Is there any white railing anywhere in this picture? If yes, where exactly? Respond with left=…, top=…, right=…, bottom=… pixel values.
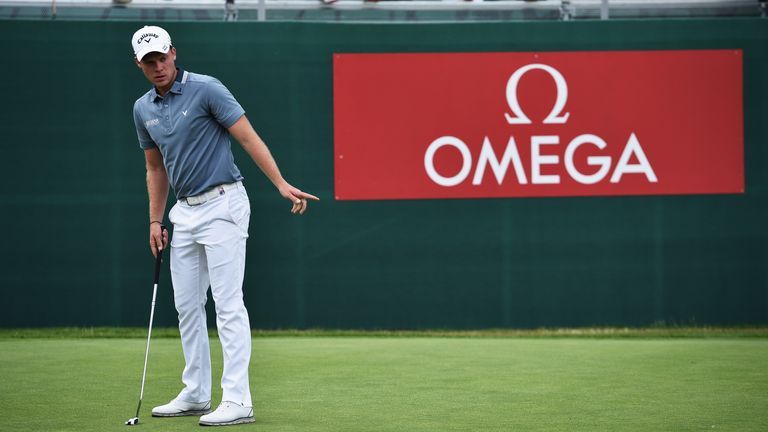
left=0, top=0, right=763, bottom=21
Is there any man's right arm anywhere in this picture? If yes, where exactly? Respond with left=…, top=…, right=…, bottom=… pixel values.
left=145, top=147, right=169, bottom=257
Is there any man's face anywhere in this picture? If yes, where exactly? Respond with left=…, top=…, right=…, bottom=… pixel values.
left=136, top=48, right=177, bottom=91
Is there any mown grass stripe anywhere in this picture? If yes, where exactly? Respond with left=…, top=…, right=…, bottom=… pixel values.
left=1, top=326, right=767, bottom=339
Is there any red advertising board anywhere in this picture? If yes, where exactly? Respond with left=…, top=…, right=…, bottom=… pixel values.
left=333, top=50, right=743, bottom=200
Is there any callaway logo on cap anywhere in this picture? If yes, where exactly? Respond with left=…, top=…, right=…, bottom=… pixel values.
left=132, top=25, right=172, bottom=61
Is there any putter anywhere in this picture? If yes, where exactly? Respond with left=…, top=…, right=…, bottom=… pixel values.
left=126, top=226, right=167, bottom=426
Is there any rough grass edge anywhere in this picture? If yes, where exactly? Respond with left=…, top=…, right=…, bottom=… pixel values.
left=1, top=326, right=767, bottom=339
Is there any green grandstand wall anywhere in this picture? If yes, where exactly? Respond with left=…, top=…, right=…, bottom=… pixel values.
left=0, top=18, right=766, bottom=328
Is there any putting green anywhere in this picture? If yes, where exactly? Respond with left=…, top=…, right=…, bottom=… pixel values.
left=1, top=337, right=766, bottom=431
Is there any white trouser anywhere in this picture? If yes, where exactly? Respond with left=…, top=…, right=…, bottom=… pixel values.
left=167, top=182, right=253, bottom=407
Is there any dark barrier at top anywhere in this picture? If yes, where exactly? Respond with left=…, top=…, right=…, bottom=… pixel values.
left=0, top=19, right=766, bottom=328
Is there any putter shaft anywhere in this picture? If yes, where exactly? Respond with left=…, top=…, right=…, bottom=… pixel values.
left=128, top=229, right=166, bottom=425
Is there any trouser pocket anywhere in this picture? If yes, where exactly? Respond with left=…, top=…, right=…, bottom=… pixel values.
left=227, top=189, right=251, bottom=233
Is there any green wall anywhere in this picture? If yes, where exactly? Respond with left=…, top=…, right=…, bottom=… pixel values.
left=1, top=19, right=766, bottom=328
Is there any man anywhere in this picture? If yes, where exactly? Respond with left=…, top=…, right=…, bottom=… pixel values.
left=131, top=25, right=318, bottom=426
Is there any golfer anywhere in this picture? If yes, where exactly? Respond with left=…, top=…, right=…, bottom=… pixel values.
left=131, top=25, right=318, bottom=426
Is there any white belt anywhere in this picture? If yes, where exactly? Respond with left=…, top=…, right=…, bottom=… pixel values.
left=182, top=181, right=241, bottom=206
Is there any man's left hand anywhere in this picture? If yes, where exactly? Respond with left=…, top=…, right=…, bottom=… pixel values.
left=278, top=183, right=319, bottom=215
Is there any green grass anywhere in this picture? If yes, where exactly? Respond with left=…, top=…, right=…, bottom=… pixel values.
left=2, top=326, right=768, bottom=339
left=1, top=336, right=767, bottom=431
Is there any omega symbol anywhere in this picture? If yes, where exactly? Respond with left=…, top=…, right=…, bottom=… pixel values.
left=504, top=63, right=570, bottom=125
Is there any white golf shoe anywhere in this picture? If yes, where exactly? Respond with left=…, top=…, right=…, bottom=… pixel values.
left=151, top=397, right=212, bottom=417
left=199, top=401, right=255, bottom=426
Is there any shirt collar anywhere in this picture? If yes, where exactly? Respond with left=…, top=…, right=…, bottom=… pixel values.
left=151, top=68, right=187, bottom=101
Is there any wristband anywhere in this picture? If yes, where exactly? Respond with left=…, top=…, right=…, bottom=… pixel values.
left=150, top=220, right=163, bottom=225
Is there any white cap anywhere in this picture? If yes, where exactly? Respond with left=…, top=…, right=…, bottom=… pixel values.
left=132, top=26, right=172, bottom=61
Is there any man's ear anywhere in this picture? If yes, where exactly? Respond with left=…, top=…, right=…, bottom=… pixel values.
left=135, top=58, right=141, bottom=68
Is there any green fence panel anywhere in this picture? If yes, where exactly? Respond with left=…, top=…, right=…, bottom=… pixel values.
left=0, top=18, right=766, bottom=328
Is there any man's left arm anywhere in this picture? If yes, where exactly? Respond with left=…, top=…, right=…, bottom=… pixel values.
left=228, top=115, right=319, bottom=215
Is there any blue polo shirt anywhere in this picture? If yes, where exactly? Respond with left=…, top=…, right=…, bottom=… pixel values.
left=133, top=69, right=245, bottom=198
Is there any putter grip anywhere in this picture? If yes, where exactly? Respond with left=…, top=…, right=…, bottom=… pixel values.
left=153, top=226, right=166, bottom=284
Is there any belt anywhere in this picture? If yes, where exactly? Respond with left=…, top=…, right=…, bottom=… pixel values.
left=182, top=181, right=241, bottom=206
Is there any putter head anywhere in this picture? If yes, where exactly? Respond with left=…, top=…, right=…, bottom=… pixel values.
left=125, top=417, right=139, bottom=426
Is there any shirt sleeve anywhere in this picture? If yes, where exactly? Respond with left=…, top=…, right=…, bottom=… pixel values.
left=133, top=100, right=157, bottom=150
left=206, top=78, right=246, bottom=128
